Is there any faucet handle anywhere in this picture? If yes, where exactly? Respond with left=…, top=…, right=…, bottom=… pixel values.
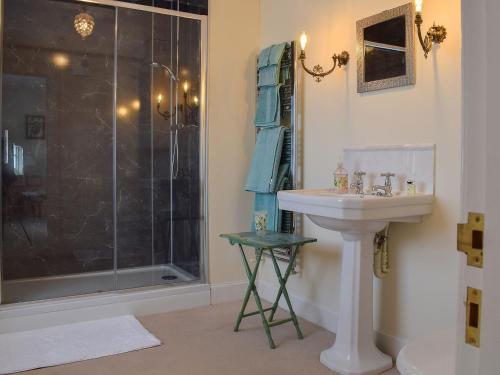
left=350, top=170, right=365, bottom=195
left=354, top=170, right=366, bottom=177
left=380, top=172, right=395, bottom=185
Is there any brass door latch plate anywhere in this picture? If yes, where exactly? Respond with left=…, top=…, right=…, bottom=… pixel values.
left=465, top=287, right=482, bottom=347
left=457, top=212, right=484, bottom=268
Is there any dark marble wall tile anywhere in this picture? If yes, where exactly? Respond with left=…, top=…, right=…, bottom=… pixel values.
left=2, top=0, right=115, bottom=280
left=170, top=17, right=201, bottom=277
left=1, top=0, right=202, bottom=286
left=152, top=12, right=176, bottom=267
left=116, top=8, right=154, bottom=270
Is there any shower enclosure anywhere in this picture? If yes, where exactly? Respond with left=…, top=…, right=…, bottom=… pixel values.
left=0, top=0, right=207, bottom=304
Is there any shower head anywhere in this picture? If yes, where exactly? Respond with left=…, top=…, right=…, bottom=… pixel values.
left=151, top=62, right=178, bottom=81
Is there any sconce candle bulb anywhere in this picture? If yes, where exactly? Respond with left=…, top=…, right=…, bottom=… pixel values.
left=157, top=94, right=162, bottom=104
left=183, top=81, right=189, bottom=94
left=415, top=0, right=423, bottom=13
left=300, top=32, right=308, bottom=51
left=298, top=31, right=349, bottom=83
left=414, top=0, right=447, bottom=58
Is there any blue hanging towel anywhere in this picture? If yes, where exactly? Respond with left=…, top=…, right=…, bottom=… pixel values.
left=258, top=65, right=280, bottom=87
left=254, top=84, right=282, bottom=127
left=257, top=46, right=272, bottom=69
left=257, top=43, right=287, bottom=87
left=268, top=43, right=287, bottom=65
left=245, top=126, right=286, bottom=193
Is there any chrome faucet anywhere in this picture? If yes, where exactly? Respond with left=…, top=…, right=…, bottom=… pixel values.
left=372, top=172, right=395, bottom=197
left=350, top=171, right=366, bottom=195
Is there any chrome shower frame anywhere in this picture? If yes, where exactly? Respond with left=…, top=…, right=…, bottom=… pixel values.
left=0, top=0, right=209, bottom=304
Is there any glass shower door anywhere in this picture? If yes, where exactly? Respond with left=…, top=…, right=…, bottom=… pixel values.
left=0, top=0, right=204, bottom=304
left=168, top=16, right=202, bottom=280
left=1, top=0, right=116, bottom=303
left=115, top=8, right=202, bottom=289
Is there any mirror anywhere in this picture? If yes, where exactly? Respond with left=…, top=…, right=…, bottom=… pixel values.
left=357, top=3, right=415, bottom=93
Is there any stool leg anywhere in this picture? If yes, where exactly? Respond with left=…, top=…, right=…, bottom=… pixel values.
left=234, top=247, right=276, bottom=349
left=268, top=246, right=299, bottom=322
left=250, top=252, right=276, bottom=349
left=234, top=245, right=259, bottom=332
left=269, top=248, right=303, bottom=340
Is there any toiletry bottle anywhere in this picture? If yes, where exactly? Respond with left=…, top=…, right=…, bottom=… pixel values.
left=334, top=160, right=349, bottom=193
left=406, top=152, right=417, bottom=195
left=406, top=174, right=416, bottom=195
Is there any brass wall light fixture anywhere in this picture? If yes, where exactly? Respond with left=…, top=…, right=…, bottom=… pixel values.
left=157, top=94, right=176, bottom=120
left=298, top=32, right=349, bottom=82
left=414, top=0, right=447, bottom=58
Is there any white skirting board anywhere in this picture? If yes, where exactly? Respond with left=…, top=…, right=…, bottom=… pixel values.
left=0, top=281, right=244, bottom=336
left=0, top=315, right=160, bottom=374
left=210, top=281, right=247, bottom=304
left=258, top=280, right=338, bottom=333
left=0, top=284, right=210, bottom=334
left=258, top=280, right=407, bottom=359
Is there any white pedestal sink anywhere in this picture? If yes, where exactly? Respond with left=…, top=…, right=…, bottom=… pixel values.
left=278, top=189, right=433, bottom=375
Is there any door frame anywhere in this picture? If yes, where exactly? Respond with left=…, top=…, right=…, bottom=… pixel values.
left=458, top=0, right=500, bottom=374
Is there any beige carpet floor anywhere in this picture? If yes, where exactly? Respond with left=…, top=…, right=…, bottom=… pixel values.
left=22, top=301, right=400, bottom=375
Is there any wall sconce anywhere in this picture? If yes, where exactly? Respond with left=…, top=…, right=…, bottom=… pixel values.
left=157, top=85, right=198, bottom=125
left=298, top=32, right=349, bottom=83
left=157, top=94, right=176, bottom=120
left=414, top=0, right=447, bottom=58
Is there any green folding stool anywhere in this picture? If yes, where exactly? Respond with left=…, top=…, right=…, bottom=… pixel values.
left=220, top=231, right=317, bottom=349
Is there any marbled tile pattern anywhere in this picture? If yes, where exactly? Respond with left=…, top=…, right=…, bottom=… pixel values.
left=1, top=0, right=203, bottom=294
left=116, top=7, right=155, bottom=270
left=2, top=0, right=116, bottom=280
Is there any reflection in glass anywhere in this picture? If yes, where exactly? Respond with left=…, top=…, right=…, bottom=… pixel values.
left=364, top=16, right=406, bottom=82
left=1, top=0, right=203, bottom=303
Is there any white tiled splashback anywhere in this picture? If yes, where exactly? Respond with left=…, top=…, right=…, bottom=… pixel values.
left=343, top=144, right=435, bottom=194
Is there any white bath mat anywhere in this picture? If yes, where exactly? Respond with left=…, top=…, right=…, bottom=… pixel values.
left=0, top=315, right=161, bottom=374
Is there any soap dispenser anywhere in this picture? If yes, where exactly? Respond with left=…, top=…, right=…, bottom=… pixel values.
left=334, top=159, right=348, bottom=193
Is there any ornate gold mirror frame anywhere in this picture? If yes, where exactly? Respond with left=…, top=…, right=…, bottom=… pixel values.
left=357, top=2, right=416, bottom=93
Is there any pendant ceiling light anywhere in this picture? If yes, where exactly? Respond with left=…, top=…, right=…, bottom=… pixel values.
left=74, top=9, right=95, bottom=39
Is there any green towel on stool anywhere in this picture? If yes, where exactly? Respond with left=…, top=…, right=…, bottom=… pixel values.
left=252, top=163, right=290, bottom=231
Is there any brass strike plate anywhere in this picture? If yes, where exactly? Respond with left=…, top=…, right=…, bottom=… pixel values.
left=465, top=287, right=482, bottom=347
left=457, top=212, right=484, bottom=268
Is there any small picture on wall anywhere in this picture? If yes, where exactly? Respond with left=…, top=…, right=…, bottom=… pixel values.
left=26, top=115, right=45, bottom=139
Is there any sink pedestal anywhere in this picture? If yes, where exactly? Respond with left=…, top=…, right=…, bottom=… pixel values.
left=277, top=189, right=434, bottom=375
left=320, top=230, right=392, bottom=375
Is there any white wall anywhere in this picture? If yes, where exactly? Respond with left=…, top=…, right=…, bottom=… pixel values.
left=207, top=0, right=260, bottom=284
left=259, top=0, right=462, bottom=346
